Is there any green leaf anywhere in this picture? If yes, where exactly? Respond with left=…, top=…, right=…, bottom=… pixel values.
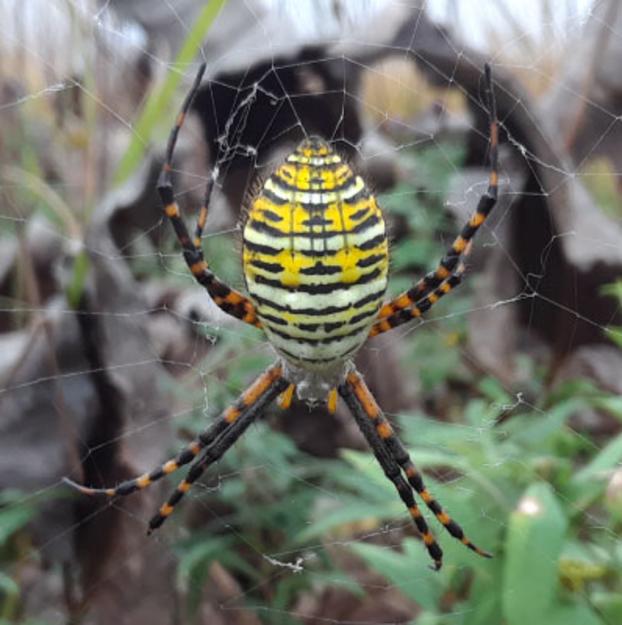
left=65, top=248, right=91, bottom=309
left=0, top=572, right=19, bottom=597
left=392, top=239, right=440, bottom=271
left=477, top=376, right=513, bottom=405
left=544, top=601, right=603, bottom=625
left=340, top=449, right=398, bottom=489
left=176, top=536, right=234, bottom=585
left=502, top=482, right=568, bottom=625
left=573, top=431, right=622, bottom=484
left=296, top=497, right=401, bottom=542
left=350, top=539, right=443, bottom=610
left=504, top=399, right=584, bottom=448
left=591, top=591, right=622, bottom=623
left=0, top=502, right=34, bottom=546
left=605, top=326, right=622, bottom=348
left=594, top=395, right=622, bottom=420
left=463, top=555, right=504, bottom=625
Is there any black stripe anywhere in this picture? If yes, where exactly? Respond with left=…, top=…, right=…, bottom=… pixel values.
left=267, top=322, right=368, bottom=345
left=246, top=219, right=289, bottom=238
left=356, top=253, right=386, bottom=268
left=352, top=288, right=387, bottom=309
left=262, top=188, right=289, bottom=205
left=287, top=247, right=341, bottom=257
left=244, top=239, right=342, bottom=257
left=324, top=321, right=346, bottom=333
left=297, top=322, right=320, bottom=332
left=350, top=207, right=370, bottom=221
left=358, top=233, right=386, bottom=250
left=244, top=238, right=384, bottom=257
left=253, top=267, right=382, bottom=295
left=254, top=287, right=386, bottom=316
left=249, top=259, right=284, bottom=273
left=261, top=209, right=283, bottom=222
left=283, top=158, right=347, bottom=172
left=273, top=168, right=295, bottom=183
left=268, top=175, right=362, bottom=195
left=296, top=185, right=372, bottom=210
left=349, top=307, right=379, bottom=325
left=299, top=262, right=341, bottom=276
left=254, top=294, right=351, bottom=315
left=246, top=217, right=382, bottom=240
left=342, top=187, right=372, bottom=205
left=257, top=311, right=288, bottom=326
left=350, top=213, right=381, bottom=234
left=302, top=215, right=332, bottom=227
left=277, top=346, right=338, bottom=364
left=243, top=240, right=282, bottom=255
left=460, top=223, right=477, bottom=240
left=277, top=344, right=359, bottom=364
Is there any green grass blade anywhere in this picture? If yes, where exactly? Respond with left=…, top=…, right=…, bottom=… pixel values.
left=113, top=0, right=229, bottom=185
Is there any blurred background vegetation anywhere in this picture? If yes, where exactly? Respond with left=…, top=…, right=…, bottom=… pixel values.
left=1, top=1, right=621, bottom=624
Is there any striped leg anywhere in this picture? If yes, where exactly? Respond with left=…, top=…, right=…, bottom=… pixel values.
left=369, top=260, right=466, bottom=337
left=375, top=63, right=498, bottom=329
left=149, top=371, right=289, bottom=532
left=65, top=364, right=284, bottom=498
left=339, top=379, right=444, bottom=570
left=157, top=62, right=260, bottom=327
left=344, top=371, right=492, bottom=560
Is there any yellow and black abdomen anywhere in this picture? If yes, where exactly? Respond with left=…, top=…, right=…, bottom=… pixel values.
left=242, top=137, right=388, bottom=367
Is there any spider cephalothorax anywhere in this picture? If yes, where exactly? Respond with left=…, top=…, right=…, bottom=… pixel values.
left=66, top=62, right=498, bottom=570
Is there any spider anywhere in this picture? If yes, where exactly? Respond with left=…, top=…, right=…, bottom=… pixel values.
left=66, top=62, right=498, bottom=570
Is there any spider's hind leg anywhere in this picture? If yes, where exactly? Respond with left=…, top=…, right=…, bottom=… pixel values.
left=341, top=371, right=492, bottom=564
left=65, top=364, right=286, bottom=520
left=149, top=365, right=288, bottom=531
left=339, top=377, right=444, bottom=569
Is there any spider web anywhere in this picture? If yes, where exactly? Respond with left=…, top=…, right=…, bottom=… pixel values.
left=1, top=1, right=621, bottom=624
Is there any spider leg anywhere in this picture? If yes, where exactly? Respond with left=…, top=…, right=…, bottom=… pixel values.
left=343, top=371, right=492, bottom=560
left=64, top=363, right=284, bottom=498
left=369, top=258, right=467, bottom=337
left=339, top=378, right=444, bottom=570
left=149, top=369, right=288, bottom=532
left=157, top=62, right=260, bottom=327
left=375, top=64, right=497, bottom=330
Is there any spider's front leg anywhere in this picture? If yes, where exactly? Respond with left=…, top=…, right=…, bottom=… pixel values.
left=157, top=62, right=260, bottom=327
left=65, top=363, right=287, bottom=531
left=371, top=63, right=498, bottom=337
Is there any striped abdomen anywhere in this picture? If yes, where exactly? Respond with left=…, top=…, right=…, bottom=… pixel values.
left=242, top=137, right=388, bottom=367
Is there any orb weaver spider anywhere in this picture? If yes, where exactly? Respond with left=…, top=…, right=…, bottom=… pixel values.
left=66, top=62, right=498, bottom=570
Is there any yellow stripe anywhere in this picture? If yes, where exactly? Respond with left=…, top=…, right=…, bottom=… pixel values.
left=159, top=503, right=174, bottom=517
left=278, top=384, right=295, bottom=409
left=165, top=203, right=179, bottom=218
left=163, top=460, right=178, bottom=474
left=136, top=474, right=151, bottom=489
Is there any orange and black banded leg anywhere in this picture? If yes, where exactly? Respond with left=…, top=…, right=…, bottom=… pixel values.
left=149, top=368, right=289, bottom=532
left=157, top=62, right=260, bottom=327
left=344, top=371, right=492, bottom=561
left=339, top=379, right=444, bottom=570
left=369, top=261, right=466, bottom=337
left=65, top=363, right=284, bottom=498
left=376, top=63, right=498, bottom=326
